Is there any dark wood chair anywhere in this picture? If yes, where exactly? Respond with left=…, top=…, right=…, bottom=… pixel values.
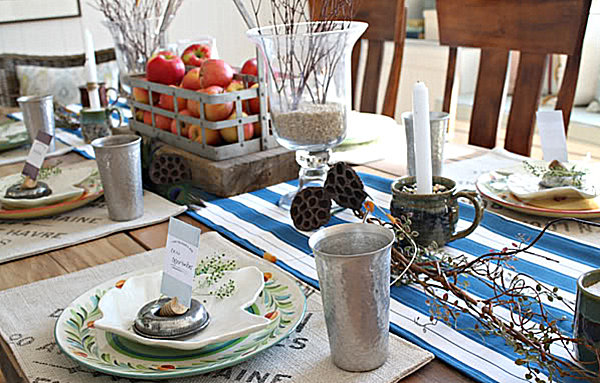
left=438, top=0, right=591, bottom=156
left=0, top=48, right=116, bottom=107
left=309, top=0, right=407, bottom=118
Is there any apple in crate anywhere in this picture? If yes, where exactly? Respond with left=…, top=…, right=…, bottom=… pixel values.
left=142, top=111, right=153, bottom=125
left=159, top=86, right=186, bottom=111
left=225, top=80, right=244, bottom=93
left=146, top=51, right=185, bottom=85
left=241, top=58, right=258, bottom=85
left=188, top=86, right=234, bottom=121
left=181, top=68, right=203, bottom=90
left=142, top=111, right=171, bottom=130
left=181, top=44, right=211, bottom=67
left=199, top=59, right=234, bottom=88
left=133, top=79, right=160, bottom=105
left=170, top=109, right=192, bottom=137
left=221, top=112, right=254, bottom=143
left=188, top=125, right=221, bottom=146
left=135, top=109, right=145, bottom=122
left=247, top=83, right=261, bottom=115
left=253, top=121, right=262, bottom=137
left=133, top=87, right=149, bottom=104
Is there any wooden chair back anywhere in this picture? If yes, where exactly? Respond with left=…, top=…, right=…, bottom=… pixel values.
left=309, top=0, right=407, bottom=117
left=0, top=48, right=116, bottom=107
left=438, top=0, right=591, bottom=156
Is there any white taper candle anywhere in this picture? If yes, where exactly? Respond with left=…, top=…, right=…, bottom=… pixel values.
left=84, top=29, right=101, bottom=109
left=412, top=82, right=433, bottom=194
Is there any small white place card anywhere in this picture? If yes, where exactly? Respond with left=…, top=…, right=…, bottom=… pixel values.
left=537, top=110, right=568, bottom=162
left=161, top=217, right=201, bottom=308
left=22, top=131, right=53, bottom=180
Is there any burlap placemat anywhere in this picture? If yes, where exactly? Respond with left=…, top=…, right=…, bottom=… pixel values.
left=444, top=147, right=600, bottom=246
left=0, top=248, right=433, bottom=383
left=0, top=191, right=186, bottom=263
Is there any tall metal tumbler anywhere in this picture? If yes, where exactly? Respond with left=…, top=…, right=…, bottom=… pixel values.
left=403, top=111, right=449, bottom=177
left=92, top=135, right=143, bottom=221
left=17, top=94, right=56, bottom=152
left=309, top=223, right=395, bottom=372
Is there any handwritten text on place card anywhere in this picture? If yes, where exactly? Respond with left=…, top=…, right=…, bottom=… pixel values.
left=160, top=217, right=201, bottom=307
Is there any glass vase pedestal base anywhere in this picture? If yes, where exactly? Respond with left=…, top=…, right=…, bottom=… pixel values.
left=278, top=149, right=331, bottom=210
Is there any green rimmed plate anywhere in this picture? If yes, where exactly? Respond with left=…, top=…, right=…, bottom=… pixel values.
left=54, top=233, right=307, bottom=380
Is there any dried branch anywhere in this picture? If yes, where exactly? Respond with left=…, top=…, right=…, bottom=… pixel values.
left=246, top=0, right=359, bottom=107
left=92, top=0, right=184, bottom=78
left=357, top=207, right=600, bottom=383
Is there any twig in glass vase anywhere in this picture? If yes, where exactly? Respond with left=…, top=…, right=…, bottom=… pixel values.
left=356, top=203, right=600, bottom=382
left=247, top=0, right=359, bottom=108
left=92, top=0, right=184, bottom=89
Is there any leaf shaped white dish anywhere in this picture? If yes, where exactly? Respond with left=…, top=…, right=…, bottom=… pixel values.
left=94, top=266, right=271, bottom=350
left=507, top=173, right=598, bottom=200
left=0, top=162, right=97, bottom=209
left=505, top=160, right=599, bottom=201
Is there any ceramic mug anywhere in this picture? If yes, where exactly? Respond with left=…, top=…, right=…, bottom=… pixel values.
left=574, top=269, right=600, bottom=371
left=80, top=107, right=124, bottom=144
left=390, top=176, right=484, bottom=247
left=79, top=83, right=119, bottom=108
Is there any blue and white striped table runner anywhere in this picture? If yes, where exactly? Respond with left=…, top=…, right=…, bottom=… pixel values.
left=189, top=173, right=600, bottom=383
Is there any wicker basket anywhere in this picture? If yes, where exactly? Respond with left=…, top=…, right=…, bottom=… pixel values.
left=127, top=57, right=277, bottom=161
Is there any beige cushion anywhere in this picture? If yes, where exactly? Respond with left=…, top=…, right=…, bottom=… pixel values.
left=16, top=61, right=118, bottom=105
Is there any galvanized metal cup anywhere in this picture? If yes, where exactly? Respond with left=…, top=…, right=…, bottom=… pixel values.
left=92, top=135, right=143, bottom=221
left=309, top=223, right=395, bottom=372
left=17, top=94, right=56, bottom=152
left=403, top=111, right=449, bottom=177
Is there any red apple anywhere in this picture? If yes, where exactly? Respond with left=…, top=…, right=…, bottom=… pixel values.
left=181, top=68, right=203, bottom=90
left=142, top=111, right=171, bottom=130
left=133, top=87, right=149, bottom=104
left=240, top=58, right=258, bottom=85
left=188, top=124, right=221, bottom=146
left=170, top=109, right=192, bottom=136
left=247, top=83, right=261, bottom=115
left=199, top=59, right=234, bottom=88
left=146, top=51, right=185, bottom=85
left=159, top=86, right=186, bottom=111
left=225, top=80, right=244, bottom=93
left=132, top=79, right=160, bottom=104
left=188, top=86, right=234, bottom=121
left=181, top=44, right=211, bottom=67
left=253, top=121, right=262, bottom=137
left=143, top=111, right=153, bottom=126
left=155, top=114, right=172, bottom=131
left=221, top=112, right=254, bottom=143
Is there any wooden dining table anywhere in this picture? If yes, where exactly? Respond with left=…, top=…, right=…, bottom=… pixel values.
left=0, top=111, right=487, bottom=383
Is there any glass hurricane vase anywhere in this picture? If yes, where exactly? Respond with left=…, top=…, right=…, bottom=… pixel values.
left=103, top=17, right=171, bottom=94
left=247, top=21, right=367, bottom=209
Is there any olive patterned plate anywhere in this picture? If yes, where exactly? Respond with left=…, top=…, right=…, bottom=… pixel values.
left=54, top=233, right=307, bottom=380
left=0, top=162, right=103, bottom=219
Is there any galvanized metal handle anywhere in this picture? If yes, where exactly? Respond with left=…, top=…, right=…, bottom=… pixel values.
left=450, top=191, right=484, bottom=242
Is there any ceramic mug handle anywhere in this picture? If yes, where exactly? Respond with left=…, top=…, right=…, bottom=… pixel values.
left=106, top=107, right=124, bottom=129
left=106, top=87, right=120, bottom=106
left=450, top=191, right=484, bottom=242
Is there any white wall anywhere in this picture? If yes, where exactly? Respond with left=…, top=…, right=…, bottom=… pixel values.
left=0, top=1, right=256, bottom=68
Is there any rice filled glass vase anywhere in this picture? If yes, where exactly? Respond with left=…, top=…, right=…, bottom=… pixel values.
left=247, top=21, right=367, bottom=209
